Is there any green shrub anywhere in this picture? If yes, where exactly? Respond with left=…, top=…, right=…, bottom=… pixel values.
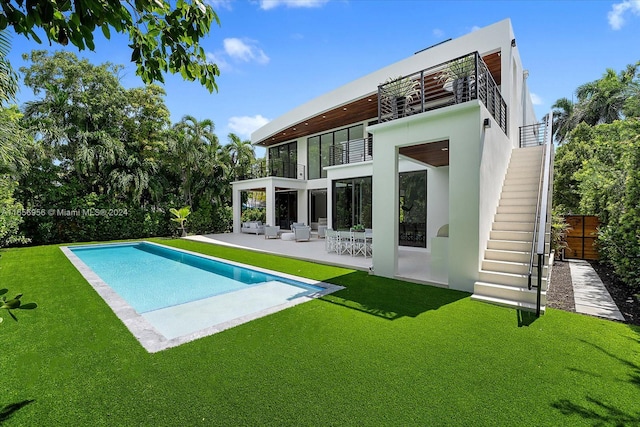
left=241, top=207, right=265, bottom=223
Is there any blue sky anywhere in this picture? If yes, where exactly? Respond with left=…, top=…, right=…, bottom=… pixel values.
left=6, top=0, right=640, bottom=157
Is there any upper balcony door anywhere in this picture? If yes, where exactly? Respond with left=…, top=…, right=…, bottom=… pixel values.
left=307, top=124, right=364, bottom=180
left=268, top=141, right=297, bottom=179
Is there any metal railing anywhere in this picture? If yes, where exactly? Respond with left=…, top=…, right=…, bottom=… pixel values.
left=519, top=121, right=546, bottom=147
left=238, top=159, right=305, bottom=180
left=525, top=112, right=554, bottom=317
left=378, top=52, right=507, bottom=134
left=328, top=137, right=373, bottom=166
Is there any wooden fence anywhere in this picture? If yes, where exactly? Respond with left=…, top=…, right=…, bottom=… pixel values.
left=563, top=215, right=599, bottom=260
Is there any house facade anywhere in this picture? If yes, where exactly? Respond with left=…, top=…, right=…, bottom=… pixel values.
left=231, top=19, right=551, bottom=311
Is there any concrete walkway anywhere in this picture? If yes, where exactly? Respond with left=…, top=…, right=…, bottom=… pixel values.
left=569, top=259, right=625, bottom=321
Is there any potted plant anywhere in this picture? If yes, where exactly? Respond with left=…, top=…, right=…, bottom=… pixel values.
left=440, top=55, right=476, bottom=103
left=381, top=75, right=418, bottom=118
left=170, top=206, right=191, bottom=237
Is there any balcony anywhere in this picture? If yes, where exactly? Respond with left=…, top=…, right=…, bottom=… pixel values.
left=238, top=159, right=306, bottom=180
left=378, top=52, right=507, bottom=134
left=328, top=137, right=373, bottom=166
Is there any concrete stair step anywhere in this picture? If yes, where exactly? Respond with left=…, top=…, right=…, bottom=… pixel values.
left=487, top=239, right=532, bottom=251
left=490, top=230, right=533, bottom=241
left=479, top=270, right=548, bottom=287
left=492, top=221, right=535, bottom=231
left=497, top=205, right=537, bottom=214
left=471, top=292, right=546, bottom=313
left=504, top=176, right=540, bottom=185
left=495, top=213, right=536, bottom=223
left=502, top=183, right=540, bottom=192
left=482, top=258, right=549, bottom=275
left=485, top=249, right=531, bottom=263
left=501, top=190, right=538, bottom=199
left=500, top=197, right=537, bottom=206
left=474, top=281, right=547, bottom=303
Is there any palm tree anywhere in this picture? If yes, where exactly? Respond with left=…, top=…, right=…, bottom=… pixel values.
left=574, top=64, right=639, bottom=126
left=170, top=115, right=219, bottom=206
left=0, top=31, right=17, bottom=107
left=225, top=133, right=255, bottom=179
left=551, top=97, right=575, bottom=144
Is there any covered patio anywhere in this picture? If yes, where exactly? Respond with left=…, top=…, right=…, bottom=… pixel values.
left=184, top=233, right=446, bottom=287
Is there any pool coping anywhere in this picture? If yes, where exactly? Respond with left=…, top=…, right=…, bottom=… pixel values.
left=60, top=241, right=344, bottom=353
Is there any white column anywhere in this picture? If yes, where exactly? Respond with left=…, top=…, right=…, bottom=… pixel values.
left=265, top=181, right=276, bottom=227
left=232, top=186, right=242, bottom=233
left=372, top=137, right=398, bottom=278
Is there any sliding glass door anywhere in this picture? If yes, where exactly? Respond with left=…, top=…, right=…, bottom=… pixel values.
left=332, top=176, right=372, bottom=230
left=399, top=170, right=427, bottom=247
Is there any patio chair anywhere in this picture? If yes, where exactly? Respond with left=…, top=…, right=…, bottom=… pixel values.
left=264, top=225, right=280, bottom=239
left=291, top=222, right=305, bottom=231
left=325, top=228, right=338, bottom=253
left=294, top=225, right=311, bottom=242
left=351, top=231, right=367, bottom=257
left=337, top=231, right=352, bottom=255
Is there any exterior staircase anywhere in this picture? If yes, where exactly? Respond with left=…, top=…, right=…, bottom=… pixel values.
left=472, top=145, right=550, bottom=313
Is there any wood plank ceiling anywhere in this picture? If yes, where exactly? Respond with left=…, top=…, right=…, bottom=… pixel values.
left=399, top=140, right=449, bottom=167
left=256, top=51, right=502, bottom=154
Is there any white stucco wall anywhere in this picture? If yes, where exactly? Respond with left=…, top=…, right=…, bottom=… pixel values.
left=370, top=102, right=483, bottom=292
left=253, top=19, right=517, bottom=145
left=478, top=108, right=513, bottom=265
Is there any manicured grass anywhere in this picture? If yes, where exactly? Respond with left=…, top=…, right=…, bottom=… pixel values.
left=2, top=239, right=639, bottom=425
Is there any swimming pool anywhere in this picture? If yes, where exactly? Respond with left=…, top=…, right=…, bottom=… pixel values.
left=62, top=242, right=342, bottom=352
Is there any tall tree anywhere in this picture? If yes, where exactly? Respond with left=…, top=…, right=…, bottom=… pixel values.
left=21, top=50, right=128, bottom=193
left=0, top=29, right=16, bottom=105
left=552, top=61, right=640, bottom=141
left=169, top=115, right=219, bottom=206
left=551, top=97, right=575, bottom=144
left=225, top=133, right=255, bottom=180
left=0, top=0, right=220, bottom=91
left=575, top=63, right=639, bottom=125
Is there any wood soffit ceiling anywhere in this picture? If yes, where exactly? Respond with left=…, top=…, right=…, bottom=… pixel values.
left=399, top=140, right=450, bottom=167
left=257, top=52, right=501, bottom=148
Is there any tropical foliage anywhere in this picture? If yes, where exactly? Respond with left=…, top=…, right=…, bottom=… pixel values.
left=553, top=60, right=640, bottom=287
left=0, top=0, right=220, bottom=92
left=0, top=49, right=260, bottom=245
left=552, top=61, right=640, bottom=142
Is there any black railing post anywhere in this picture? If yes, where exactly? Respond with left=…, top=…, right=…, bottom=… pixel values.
left=536, top=253, right=543, bottom=317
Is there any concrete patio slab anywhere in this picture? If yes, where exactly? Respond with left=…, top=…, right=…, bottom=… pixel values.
left=185, top=233, right=445, bottom=286
left=569, top=259, right=625, bottom=321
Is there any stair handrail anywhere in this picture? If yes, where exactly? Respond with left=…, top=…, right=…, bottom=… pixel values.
left=525, top=112, right=553, bottom=317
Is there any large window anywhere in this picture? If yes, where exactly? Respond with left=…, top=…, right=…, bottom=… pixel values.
left=268, top=141, right=297, bottom=178
left=399, top=170, right=427, bottom=248
left=307, top=124, right=364, bottom=179
left=332, top=176, right=372, bottom=230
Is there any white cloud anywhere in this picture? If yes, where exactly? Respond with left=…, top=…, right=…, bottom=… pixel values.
left=530, top=92, right=543, bottom=106
left=608, top=0, right=640, bottom=29
left=259, top=0, right=329, bottom=10
left=206, top=52, right=230, bottom=71
left=470, top=25, right=481, bottom=32
left=223, top=38, right=270, bottom=64
left=432, top=28, right=444, bottom=38
left=207, top=0, right=233, bottom=10
left=228, top=115, right=270, bottom=138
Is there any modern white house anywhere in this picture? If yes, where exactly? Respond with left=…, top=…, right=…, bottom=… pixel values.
left=231, top=19, right=553, bottom=313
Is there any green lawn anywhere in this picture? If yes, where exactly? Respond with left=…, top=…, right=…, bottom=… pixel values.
left=2, top=239, right=639, bottom=426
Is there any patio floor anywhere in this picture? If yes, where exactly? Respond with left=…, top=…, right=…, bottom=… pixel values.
left=185, top=233, right=446, bottom=287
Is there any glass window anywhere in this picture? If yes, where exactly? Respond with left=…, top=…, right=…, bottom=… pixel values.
left=308, top=136, right=320, bottom=179
left=320, top=133, right=333, bottom=177
left=399, top=170, right=427, bottom=248
left=332, top=176, right=372, bottom=230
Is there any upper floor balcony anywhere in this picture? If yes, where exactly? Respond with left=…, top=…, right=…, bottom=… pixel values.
left=237, top=159, right=306, bottom=181
left=378, top=52, right=507, bottom=134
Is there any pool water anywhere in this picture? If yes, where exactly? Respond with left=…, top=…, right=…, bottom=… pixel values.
left=69, top=242, right=322, bottom=314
